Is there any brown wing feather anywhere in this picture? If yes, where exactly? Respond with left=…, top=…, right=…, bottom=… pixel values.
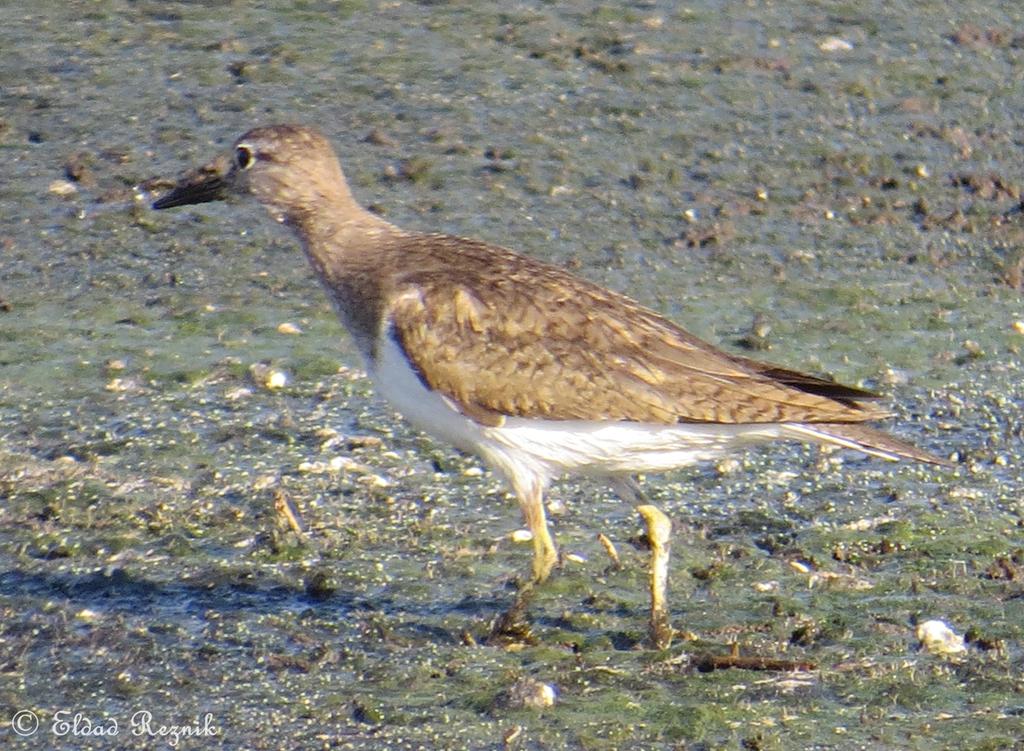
left=384, top=234, right=889, bottom=426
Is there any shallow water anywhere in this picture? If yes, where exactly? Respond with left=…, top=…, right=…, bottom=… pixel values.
left=1, top=1, right=1023, bottom=749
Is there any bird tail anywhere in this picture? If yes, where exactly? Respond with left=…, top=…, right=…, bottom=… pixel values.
left=781, top=423, right=951, bottom=466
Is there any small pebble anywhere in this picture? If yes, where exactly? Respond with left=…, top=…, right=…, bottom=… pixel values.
left=546, top=498, right=567, bottom=515
left=819, top=37, right=853, bottom=52
left=503, top=678, right=556, bottom=710
left=789, top=560, right=811, bottom=574
left=356, top=473, right=390, bottom=488
left=250, top=362, right=288, bottom=389
left=716, top=457, right=741, bottom=475
left=49, top=179, right=78, bottom=197
left=880, top=367, right=909, bottom=386
left=961, top=340, right=984, bottom=359
left=328, top=456, right=351, bottom=472
left=76, top=608, right=102, bottom=623
left=917, top=619, right=967, bottom=655
left=105, top=377, right=136, bottom=393
left=277, top=322, right=303, bottom=335
left=252, top=474, right=277, bottom=491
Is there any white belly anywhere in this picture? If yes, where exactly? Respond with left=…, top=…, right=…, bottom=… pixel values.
left=368, top=334, right=789, bottom=489
left=369, top=333, right=493, bottom=455
left=485, top=417, right=786, bottom=475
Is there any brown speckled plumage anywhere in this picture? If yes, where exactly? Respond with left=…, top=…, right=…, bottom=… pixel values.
left=153, top=123, right=947, bottom=584
left=383, top=234, right=887, bottom=426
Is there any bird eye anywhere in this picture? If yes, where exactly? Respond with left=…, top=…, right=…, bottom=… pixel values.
left=234, top=145, right=254, bottom=170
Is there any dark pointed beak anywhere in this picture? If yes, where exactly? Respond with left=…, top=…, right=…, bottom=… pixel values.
left=152, top=155, right=232, bottom=209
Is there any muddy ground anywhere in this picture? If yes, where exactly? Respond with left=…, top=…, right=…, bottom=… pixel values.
left=1, top=2, right=1022, bottom=749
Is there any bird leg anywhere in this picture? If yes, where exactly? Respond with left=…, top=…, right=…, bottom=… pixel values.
left=637, top=504, right=673, bottom=649
left=517, top=480, right=558, bottom=584
left=609, top=475, right=645, bottom=505
left=488, top=480, right=557, bottom=644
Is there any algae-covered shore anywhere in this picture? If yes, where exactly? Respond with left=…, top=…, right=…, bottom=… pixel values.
left=1, top=2, right=1022, bottom=748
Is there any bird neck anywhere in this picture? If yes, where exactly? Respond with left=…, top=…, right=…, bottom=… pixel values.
left=292, top=209, right=403, bottom=362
